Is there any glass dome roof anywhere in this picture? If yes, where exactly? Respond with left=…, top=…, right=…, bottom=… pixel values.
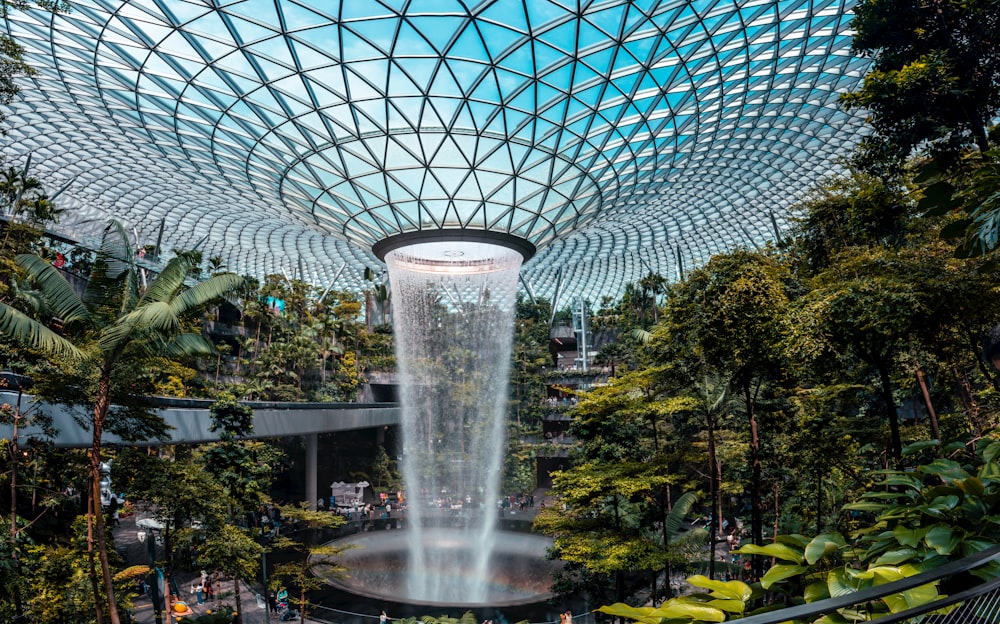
left=1, top=0, right=870, bottom=302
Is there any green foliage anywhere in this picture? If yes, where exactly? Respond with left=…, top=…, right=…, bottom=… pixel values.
left=176, top=605, right=236, bottom=624
left=599, top=576, right=754, bottom=624
left=198, top=525, right=262, bottom=588
left=606, top=434, right=1000, bottom=624
left=843, top=0, right=1000, bottom=170
left=917, top=149, right=1000, bottom=257
left=266, top=502, right=347, bottom=617
left=209, top=391, right=254, bottom=439
left=370, top=444, right=398, bottom=490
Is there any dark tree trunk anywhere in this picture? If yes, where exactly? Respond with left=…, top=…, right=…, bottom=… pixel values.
left=92, top=369, right=121, bottom=624
left=916, top=368, right=941, bottom=442
left=745, top=385, right=763, bottom=581
left=877, top=362, right=903, bottom=467
left=89, top=480, right=105, bottom=624
left=816, top=470, right=822, bottom=535
left=707, top=419, right=721, bottom=581
left=8, top=394, right=24, bottom=619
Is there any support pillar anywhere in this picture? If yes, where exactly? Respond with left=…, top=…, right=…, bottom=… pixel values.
left=305, top=433, right=318, bottom=510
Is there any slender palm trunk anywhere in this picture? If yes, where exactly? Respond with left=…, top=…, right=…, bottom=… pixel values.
left=707, top=417, right=721, bottom=581
left=88, top=489, right=105, bottom=624
left=613, top=495, right=625, bottom=602
left=251, top=320, right=263, bottom=376
left=235, top=577, right=244, bottom=621
left=9, top=394, right=24, bottom=619
left=92, top=369, right=121, bottom=624
left=745, top=385, right=763, bottom=581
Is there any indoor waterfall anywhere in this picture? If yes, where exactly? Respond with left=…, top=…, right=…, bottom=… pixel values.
left=385, top=240, right=522, bottom=603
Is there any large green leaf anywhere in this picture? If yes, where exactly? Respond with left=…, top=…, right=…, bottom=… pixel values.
left=598, top=600, right=726, bottom=623
left=775, top=534, right=814, bottom=549
left=891, top=526, right=928, bottom=548
left=704, top=599, right=745, bottom=615
left=138, top=255, right=192, bottom=305
left=874, top=547, right=918, bottom=566
left=161, top=333, right=216, bottom=358
left=979, top=461, right=1000, bottom=481
left=902, top=439, right=941, bottom=455
left=0, top=302, right=85, bottom=360
left=877, top=474, right=924, bottom=492
left=881, top=582, right=940, bottom=614
left=924, top=525, right=962, bottom=555
left=843, top=501, right=894, bottom=512
left=84, top=219, right=137, bottom=315
left=919, top=459, right=969, bottom=480
left=805, top=533, right=847, bottom=564
left=960, top=477, right=986, bottom=497
left=804, top=580, right=830, bottom=603
left=664, top=492, right=699, bottom=537
left=169, top=272, right=244, bottom=316
left=921, top=494, right=960, bottom=518
left=15, top=254, right=90, bottom=327
left=983, top=441, right=1000, bottom=463
left=686, top=575, right=752, bottom=601
left=828, top=567, right=867, bottom=597
left=760, top=564, right=809, bottom=589
left=737, top=542, right=804, bottom=564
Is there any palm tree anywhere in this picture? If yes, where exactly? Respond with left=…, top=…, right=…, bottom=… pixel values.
left=0, top=222, right=244, bottom=624
left=638, top=272, right=667, bottom=324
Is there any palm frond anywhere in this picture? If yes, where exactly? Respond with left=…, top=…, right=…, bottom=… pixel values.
left=161, top=333, right=216, bottom=358
left=0, top=302, right=85, bottom=360
left=169, top=272, right=244, bottom=316
left=98, top=302, right=181, bottom=355
left=84, top=220, right=137, bottom=314
left=630, top=328, right=652, bottom=344
left=15, top=254, right=91, bottom=327
left=665, top=491, right=699, bottom=538
left=97, top=313, right=141, bottom=357
left=138, top=255, right=192, bottom=305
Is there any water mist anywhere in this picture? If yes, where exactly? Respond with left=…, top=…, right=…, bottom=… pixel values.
left=385, top=240, right=522, bottom=603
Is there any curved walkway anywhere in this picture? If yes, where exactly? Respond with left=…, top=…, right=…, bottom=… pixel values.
left=0, top=391, right=401, bottom=448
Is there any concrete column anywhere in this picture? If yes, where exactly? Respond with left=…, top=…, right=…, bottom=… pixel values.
left=305, top=433, right=318, bottom=510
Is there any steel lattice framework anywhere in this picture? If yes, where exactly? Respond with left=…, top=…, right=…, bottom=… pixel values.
left=1, top=0, right=871, bottom=301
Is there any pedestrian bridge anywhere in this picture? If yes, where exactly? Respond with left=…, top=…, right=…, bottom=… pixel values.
left=0, top=391, right=402, bottom=448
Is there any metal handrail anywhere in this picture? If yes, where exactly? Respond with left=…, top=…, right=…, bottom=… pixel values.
left=737, top=544, right=1000, bottom=624
left=872, top=573, right=1000, bottom=624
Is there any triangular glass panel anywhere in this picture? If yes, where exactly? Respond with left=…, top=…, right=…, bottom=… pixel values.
left=343, top=16, right=398, bottom=54
left=394, top=19, right=438, bottom=57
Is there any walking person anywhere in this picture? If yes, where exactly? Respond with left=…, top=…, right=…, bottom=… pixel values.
left=268, top=591, right=278, bottom=619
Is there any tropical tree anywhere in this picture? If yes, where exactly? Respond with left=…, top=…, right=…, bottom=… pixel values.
left=198, top=524, right=262, bottom=621
left=652, top=250, right=793, bottom=578
left=0, top=222, right=243, bottom=624
left=843, top=0, right=1000, bottom=169
left=199, top=392, right=279, bottom=525
left=268, top=503, right=346, bottom=620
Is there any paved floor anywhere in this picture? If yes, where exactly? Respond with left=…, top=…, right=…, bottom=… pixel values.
left=116, top=513, right=279, bottom=624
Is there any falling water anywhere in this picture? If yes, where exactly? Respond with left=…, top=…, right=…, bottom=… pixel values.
left=386, top=241, right=523, bottom=603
